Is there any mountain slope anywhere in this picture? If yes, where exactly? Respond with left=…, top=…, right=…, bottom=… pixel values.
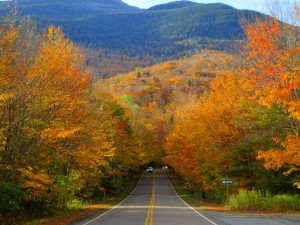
left=98, top=50, right=240, bottom=107
left=0, top=0, right=265, bottom=57
left=55, top=3, right=259, bottom=55
left=0, top=0, right=140, bottom=19
left=148, top=1, right=199, bottom=10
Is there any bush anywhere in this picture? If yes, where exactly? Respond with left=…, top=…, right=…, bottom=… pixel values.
left=269, top=194, right=300, bottom=211
left=229, top=189, right=300, bottom=211
left=0, top=182, right=25, bottom=213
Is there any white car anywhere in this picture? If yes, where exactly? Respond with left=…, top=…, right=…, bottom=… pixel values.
left=147, top=167, right=153, bottom=172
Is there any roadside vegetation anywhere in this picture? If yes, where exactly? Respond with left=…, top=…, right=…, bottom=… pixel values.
left=0, top=17, right=149, bottom=224
left=229, top=190, right=300, bottom=212
left=30, top=171, right=142, bottom=225
left=168, top=169, right=300, bottom=213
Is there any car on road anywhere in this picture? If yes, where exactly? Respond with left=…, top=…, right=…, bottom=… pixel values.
left=146, top=167, right=153, bottom=172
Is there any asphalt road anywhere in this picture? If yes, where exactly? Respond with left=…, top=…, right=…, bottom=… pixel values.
left=73, top=169, right=300, bottom=225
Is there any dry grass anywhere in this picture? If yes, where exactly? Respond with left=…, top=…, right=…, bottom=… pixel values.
left=36, top=204, right=110, bottom=225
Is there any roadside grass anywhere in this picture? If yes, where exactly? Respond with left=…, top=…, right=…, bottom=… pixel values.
left=26, top=171, right=143, bottom=225
left=229, top=190, right=300, bottom=212
left=166, top=170, right=300, bottom=213
left=28, top=202, right=112, bottom=225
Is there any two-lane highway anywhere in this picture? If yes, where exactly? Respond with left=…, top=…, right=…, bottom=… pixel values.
left=73, top=169, right=300, bottom=225
left=74, top=169, right=218, bottom=225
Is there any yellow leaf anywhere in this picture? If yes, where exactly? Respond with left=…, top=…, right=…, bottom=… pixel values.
left=293, top=181, right=300, bottom=189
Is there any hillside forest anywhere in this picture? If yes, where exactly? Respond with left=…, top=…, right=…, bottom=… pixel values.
left=0, top=1, right=258, bottom=77
left=1, top=5, right=300, bottom=223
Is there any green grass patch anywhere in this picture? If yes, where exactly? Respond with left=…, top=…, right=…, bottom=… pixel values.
left=229, top=190, right=300, bottom=212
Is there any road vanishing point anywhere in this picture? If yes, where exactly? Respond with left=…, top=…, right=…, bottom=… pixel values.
left=73, top=169, right=300, bottom=225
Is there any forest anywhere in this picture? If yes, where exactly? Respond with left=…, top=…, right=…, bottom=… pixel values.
left=1, top=3, right=300, bottom=224
left=0, top=1, right=260, bottom=58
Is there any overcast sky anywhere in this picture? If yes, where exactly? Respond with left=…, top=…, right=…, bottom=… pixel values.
left=122, top=0, right=266, bottom=12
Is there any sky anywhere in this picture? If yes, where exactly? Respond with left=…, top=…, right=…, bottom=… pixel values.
left=122, top=0, right=266, bottom=12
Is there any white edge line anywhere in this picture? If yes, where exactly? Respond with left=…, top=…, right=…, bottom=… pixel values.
left=165, top=170, right=219, bottom=225
left=82, top=172, right=145, bottom=225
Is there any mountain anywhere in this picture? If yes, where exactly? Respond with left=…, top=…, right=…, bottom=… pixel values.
left=148, top=1, right=199, bottom=11
left=0, top=0, right=140, bottom=19
left=0, top=0, right=265, bottom=59
left=99, top=50, right=240, bottom=107
left=53, top=3, right=261, bottom=55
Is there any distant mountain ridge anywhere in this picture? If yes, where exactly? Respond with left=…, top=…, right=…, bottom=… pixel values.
left=0, top=0, right=265, bottom=58
left=69, top=0, right=140, bottom=12
left=1, top=0, right=140, bottom=19
left=148, top=1, right=199, bottom=10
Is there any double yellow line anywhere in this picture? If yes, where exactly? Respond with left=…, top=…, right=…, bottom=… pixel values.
left=144, top=172, right=156, bottom=225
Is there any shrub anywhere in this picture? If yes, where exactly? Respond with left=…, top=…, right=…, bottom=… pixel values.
left=269, top=194, right=300, bottom=211
left=0, top=182, right=25, bottom=213
left=229, top=189, right=300, bottom=211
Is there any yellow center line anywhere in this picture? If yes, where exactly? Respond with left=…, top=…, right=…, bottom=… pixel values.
left=144, top=172, right=156, bottom=225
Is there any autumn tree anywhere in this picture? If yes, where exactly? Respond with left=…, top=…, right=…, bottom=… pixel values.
left=0, top=19, right=95, bottom=208
left=241, top=8, right=300, bottom=180
left=0, top=18, right=144, bottom=214
left=164, top=73, right=253, bottom=194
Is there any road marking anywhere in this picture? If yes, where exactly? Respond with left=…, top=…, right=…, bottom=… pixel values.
left=144, top=172, right=156, bottom=225
left=165, top=171, right=219, bottom=225
left=82, top=173, right=144, bottom=225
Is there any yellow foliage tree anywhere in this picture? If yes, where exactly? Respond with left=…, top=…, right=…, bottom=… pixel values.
left=0, top=19, right=126, bottom=206
left=242, top=16, right=300, bottom=178
left=164, top=73, right=248, bottom=191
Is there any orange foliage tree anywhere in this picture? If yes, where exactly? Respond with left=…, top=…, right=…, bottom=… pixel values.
left=164, top=74, right=250, bottom=192
left=0, top=18, right=146, bottom=212
left=242, top=16, right=300, bottom=178
left=0, top=20, right=103, bottom=206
